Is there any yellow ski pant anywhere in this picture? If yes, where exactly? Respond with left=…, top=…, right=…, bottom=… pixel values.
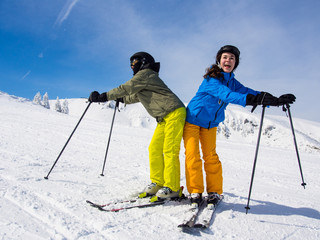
left=183, top=122, right=223, bottom=194
left=148, top=107, right=186, bottom=192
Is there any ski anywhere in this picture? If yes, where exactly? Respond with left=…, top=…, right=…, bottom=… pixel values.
left=193, top=195, right=223, bottom=228
left=87, top=193, right=186, bottom=212
left=86, top=198, right=168, bottom=212
left=85, top=190, right=154, bottom=209
left=86, top=199, right=138, bottom=208
left=178, top=200, right=205, bottom=228
left=87, top=199, right=167, bottom=212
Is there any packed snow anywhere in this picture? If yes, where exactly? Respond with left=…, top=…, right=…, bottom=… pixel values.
left=0, top=91, right=319, bottom=240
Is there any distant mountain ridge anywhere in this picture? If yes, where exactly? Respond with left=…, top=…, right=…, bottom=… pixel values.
left=220, top=106, right=320, bottom=153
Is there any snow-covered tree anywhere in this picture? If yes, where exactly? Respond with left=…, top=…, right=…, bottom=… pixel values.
left=33, top=92, right=42, bottom=105
left=42, top=92, right=50, bottom=109
left=55, top=97, right=62, bottom=112
left=61, top=99, right=69, bottom=114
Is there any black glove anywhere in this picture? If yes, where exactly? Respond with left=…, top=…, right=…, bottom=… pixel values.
left=88, top=91, right=108, bottom=102
left=246, top=92, right=279, bottom=107
left=278, top=94, right=296, bottom=105
left=117, top=97, right=124, bottom=103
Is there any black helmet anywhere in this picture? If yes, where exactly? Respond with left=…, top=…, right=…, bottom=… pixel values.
left=130, top=52, right=155, bottom=64
left=130, top=51, right=159, bottom=75
left=216, top=45, right=240, bottom=71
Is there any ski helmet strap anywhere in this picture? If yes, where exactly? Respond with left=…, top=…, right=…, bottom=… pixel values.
left=140, top=57, right=146, bottom=68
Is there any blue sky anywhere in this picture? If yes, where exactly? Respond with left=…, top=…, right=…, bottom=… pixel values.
left=1, top=0, right=319, bottom=122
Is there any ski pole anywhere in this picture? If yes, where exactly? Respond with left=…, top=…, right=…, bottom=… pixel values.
left=44, top=102, right=92, bottom=179
left=245, top=105, right=266, bottom=214
left=284, top=103, right=307, bottom=188
left=100, top=99, right=120, bottom=176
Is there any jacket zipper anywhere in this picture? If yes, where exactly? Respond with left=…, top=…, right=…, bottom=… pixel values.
left=210, top=102, right=225, bottom=129
left=207, top=77, right=230, bottom=129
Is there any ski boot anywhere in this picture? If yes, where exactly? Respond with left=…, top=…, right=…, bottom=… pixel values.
left=138, top=182, right=162, bottom=198
left=190, top=193, right=202, bottom=208
left=207, top=192, right=220, bottom=205
left=150, top=186, right=184, bottom=202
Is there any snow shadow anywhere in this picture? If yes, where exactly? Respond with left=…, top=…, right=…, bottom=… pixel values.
left=224, top=192, right=320, bottom=220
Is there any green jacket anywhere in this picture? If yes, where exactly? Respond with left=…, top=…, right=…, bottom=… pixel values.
left=107, top=69, right=185, bottom=121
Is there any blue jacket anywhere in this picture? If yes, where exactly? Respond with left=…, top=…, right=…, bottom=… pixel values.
left=186, top=72, right=259, bottom=129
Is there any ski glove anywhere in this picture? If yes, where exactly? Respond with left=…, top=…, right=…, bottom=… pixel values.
left=246, top=92, right=279, bottom=107
left=117, top=97, right=124, bottom=103
left=278, top=94, right=296, bottom=105
left=88, top=91, right=108, bottom=102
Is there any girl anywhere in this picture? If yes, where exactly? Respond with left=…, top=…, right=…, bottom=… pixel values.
left=183, top=45, right=295, bottom=205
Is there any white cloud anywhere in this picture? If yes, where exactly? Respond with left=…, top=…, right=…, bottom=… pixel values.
left=21, top=70, right=31, bottom=80
left=53, top=0, right=80, bottom=28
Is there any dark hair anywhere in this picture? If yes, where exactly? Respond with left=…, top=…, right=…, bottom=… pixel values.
left=203, top=64, right=224, bottom=79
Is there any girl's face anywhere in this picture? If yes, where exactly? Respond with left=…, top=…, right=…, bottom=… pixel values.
left=220, top=52, right=236, bottom=73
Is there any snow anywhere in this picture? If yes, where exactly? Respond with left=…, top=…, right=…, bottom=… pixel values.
left=1, top=90, right=319, bottom=240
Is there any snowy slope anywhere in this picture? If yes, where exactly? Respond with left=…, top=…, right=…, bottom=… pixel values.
left=1, top=91, right=319, bottom=240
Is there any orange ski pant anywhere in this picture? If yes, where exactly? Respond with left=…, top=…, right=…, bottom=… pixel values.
left=148, top=107, right=186, bottom=192
left=183, top=122, right=223, bottom=194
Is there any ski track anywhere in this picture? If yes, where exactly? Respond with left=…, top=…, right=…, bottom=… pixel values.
left=3, top=177, right=105, bottom=239
left=1, top=92, right=320, bottom=239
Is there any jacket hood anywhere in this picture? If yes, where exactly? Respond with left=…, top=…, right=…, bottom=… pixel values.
left=142, top=62, right=160, bottom=73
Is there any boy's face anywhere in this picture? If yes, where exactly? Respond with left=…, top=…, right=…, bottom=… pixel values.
left=130, top=58, right=142, bottom=75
